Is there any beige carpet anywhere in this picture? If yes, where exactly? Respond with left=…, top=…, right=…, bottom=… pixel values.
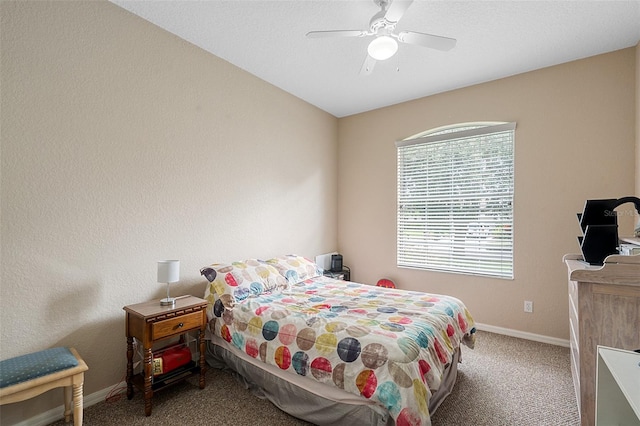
left=47, top=331, right=580, bottom=425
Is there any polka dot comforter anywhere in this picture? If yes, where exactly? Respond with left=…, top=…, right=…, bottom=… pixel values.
left=208, top=274, right=476, bottom=426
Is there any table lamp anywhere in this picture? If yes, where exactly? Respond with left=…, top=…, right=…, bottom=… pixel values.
left=157, top=260, right=180, bottom=306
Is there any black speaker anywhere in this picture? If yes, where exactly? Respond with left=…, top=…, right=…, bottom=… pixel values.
left=330, top=254, right=343, bottom=272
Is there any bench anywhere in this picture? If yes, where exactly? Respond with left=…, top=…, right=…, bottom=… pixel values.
left=0, top=347, right=88, bottom=425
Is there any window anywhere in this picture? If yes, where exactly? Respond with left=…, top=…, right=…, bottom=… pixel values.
left=396, top=122, right=515, bottom=279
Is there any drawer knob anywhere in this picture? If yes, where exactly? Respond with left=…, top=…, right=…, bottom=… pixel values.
left=177, top=322, right=184, bottom=328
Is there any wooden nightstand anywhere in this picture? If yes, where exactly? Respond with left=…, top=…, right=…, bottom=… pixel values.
left=123, top=296, right=207, bottom=416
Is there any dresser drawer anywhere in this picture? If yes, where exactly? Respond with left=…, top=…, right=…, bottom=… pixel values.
left=152, top=311, right=203, bottom=340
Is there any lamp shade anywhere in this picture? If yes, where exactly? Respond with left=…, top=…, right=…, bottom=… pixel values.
left=367, top=35, right=398, bottom=61
left=157, top=260, right=180, bottom=283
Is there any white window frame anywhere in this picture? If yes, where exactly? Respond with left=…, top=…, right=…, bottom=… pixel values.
left=396, top=122, right=516, bottom=279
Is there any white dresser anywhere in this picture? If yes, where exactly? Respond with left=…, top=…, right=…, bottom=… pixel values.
left=564, top=254, right=640, bottom=426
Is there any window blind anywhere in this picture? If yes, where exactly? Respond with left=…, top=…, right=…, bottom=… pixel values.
left=396, top=122, right=515, bottom=279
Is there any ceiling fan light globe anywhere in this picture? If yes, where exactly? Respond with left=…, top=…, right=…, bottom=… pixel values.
left=367, top=35, right=398, bottom=61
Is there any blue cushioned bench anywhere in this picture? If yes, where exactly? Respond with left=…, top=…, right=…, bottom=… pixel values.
left=0, top=347, right=88, bottom=425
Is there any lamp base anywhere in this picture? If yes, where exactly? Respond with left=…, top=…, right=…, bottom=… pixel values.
left=160, top=297, right=176, bottom=306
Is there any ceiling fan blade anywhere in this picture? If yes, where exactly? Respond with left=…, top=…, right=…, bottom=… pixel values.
left=384, top=0, right=414, bottom=23
left=359, top=55, right=376, bottom=76
left=306, top=30, right=368, bottom=38
left=397, top=31, right=457, bottom=51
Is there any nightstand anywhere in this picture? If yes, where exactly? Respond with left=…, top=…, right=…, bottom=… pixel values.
left=124, top=296, right=207, bottom=416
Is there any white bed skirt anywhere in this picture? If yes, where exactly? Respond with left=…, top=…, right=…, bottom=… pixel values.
left=206, top=334, right=460, bottom=425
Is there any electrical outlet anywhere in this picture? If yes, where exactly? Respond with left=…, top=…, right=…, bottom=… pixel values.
left=524, top=301, right=533, bottom=313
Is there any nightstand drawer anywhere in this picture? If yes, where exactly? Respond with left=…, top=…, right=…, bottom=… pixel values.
left=152, top=311, right=202, bottom=340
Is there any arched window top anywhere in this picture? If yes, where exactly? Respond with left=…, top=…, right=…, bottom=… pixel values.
left=399, top=122, right=515, bottom=147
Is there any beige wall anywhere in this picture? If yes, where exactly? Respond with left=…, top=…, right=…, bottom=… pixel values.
left=337, top=48, right=637, bottom=341
left=0, top=1, right=337, bottom=423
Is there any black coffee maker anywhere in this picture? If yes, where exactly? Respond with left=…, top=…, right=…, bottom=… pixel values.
left=577, top=196, right=640, bottom=265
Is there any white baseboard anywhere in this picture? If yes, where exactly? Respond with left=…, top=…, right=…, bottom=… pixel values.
left=12, top=384, right=116, bottom=426
left=475, top=322, right=570, bottom=348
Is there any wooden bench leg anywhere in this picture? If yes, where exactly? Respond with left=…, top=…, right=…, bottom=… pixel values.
left=73, top=381, right=83, bottom=426
left=60, top=372, right=85, bottom=425
left=64, top=385, right=72, bottom=422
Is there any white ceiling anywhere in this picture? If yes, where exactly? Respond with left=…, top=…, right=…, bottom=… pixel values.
left=111, top=0, right=640, bottom=118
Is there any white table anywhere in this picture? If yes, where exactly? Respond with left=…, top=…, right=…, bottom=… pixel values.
left=596, top=346, right=640, bottom=425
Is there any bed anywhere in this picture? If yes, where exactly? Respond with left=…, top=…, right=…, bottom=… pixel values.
left=200, top=255, right=476, bottom=426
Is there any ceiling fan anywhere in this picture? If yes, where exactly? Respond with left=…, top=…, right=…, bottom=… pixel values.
left=306, top=0, right=456, bottom=75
